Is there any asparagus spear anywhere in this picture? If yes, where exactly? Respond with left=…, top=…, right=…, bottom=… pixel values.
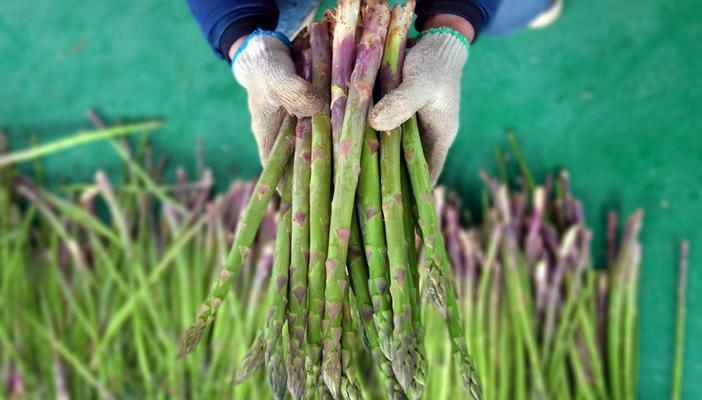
left=622, top=211, right=643, bottom=400
left=322, top=4, right=390, bottom=398
left=357, top=119, right=394, bottom=359
left=266, top=168, right=294, bottom=399
left=380, top=107, right=415, bottom=391
left=340, top=294, right=362, bottom=400
left=287, top=49, right=313, bottom=400
left=402, top=115, right=483, bottom=399
left=178, top=115, right=297, bottom=356
left=307, top=21, right=333, bottom=400
left=607, top=211, right=642, bottom=400
left=329, top=0, right=361, bottom=163
left=401, top=164, right=427, bottom=400
left=376, top=2, right=420, bottom=393
left=348, top=214, right=406, bottom=399
left=671, top=240, right=689, bottom=400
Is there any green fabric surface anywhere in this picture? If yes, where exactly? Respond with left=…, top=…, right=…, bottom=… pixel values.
left=1, top=0, right=701, bottom=398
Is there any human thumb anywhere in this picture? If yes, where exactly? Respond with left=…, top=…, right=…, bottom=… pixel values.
left=271, top=72, right=322, bottom=118
left=368, top=80, right=428, bottom=131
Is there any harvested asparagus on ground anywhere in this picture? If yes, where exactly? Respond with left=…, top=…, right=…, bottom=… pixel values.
left=3, top=112, right=686, bottom=400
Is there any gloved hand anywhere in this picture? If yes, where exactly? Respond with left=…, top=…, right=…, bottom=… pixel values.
left=232, top=29, right=322, bottom=164
left=369, top=27, right=470, bottom=184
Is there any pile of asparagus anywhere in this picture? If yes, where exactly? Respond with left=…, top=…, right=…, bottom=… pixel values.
left=1, top=116, right=691, bottom=399
left=177, top=1, right=480, bottom=399
left=430, top=161, right=645, bottom=399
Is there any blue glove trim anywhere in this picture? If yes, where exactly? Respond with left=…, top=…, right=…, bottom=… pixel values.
left=231, top=29, right=292, bottom=66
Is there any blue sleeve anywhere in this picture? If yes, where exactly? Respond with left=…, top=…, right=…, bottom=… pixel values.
left=186, top=0, right=279, bottom=60
left=415, top=0, right=503, bottom=36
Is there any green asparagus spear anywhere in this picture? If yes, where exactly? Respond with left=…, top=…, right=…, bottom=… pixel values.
left=671, top=240, right=689, bottom=400
left=380, top=120, right=415, bottom=391
left=266, top=168, right=294, bottom=399
left=357, top=119, right=394, bottom=360
left=287, top=49, right=314, bottom=400
left=178, top=115, right=296, bottom=356
left=329, top=0, right=361, bottom=165
left=340, top=295, right=361, bottom=400
left=401, top=115, right=483, bottom=399
left=308, top=21, right=334, bottom=400
left=377, top=4, right=417, bottom=392
left=321, top=4, right=390, bottom=398
left=348, top=214, right=406, bottom=399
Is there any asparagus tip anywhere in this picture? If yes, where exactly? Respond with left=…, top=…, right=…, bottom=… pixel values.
left=266, top=349, right=288, bottom=399
left=391, top=335, right=416, bottom=391
left=341, top=376, right=362, bottom=400
left=322, top=361, right=341, bottom=400
left=286, top=356, right=307, bottom=400
left=233, top=334, right=266, bottom=384
left=422, top=268, right=448, bottom=319
left=177, top=320, right=205, bottom=357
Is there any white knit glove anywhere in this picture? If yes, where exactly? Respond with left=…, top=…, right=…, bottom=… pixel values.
left=232, top=30, right=322, bottom=164
left=369, top=28, right=470, bottom=183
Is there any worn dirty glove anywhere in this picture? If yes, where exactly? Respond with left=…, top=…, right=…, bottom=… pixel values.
left=369, top=27, right=469, bottom=184
left=232, top=29, right=322, bottom=164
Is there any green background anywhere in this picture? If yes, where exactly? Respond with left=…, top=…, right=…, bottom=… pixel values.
left=1, top=0, right=700, bottom=398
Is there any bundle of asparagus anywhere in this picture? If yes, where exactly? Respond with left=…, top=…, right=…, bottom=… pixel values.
left=176, top=0, right=480, bottom=399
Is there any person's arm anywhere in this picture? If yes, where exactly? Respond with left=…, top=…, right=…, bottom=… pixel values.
left=186, top=0, right=321, bottom=164
left=415, top=0, right=502, bottom=39
left=186, top=0, right=279, bottom=60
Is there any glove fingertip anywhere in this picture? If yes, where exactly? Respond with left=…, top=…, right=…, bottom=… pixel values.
left=280, top=79, right=323, bottom=117
left=368, top=102, right=401, bottom=131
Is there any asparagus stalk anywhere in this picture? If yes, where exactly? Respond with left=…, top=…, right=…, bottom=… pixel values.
left=322, top=4, right=390, bottom=397
left=607, top=211, right=642, bottom=400
left=402, top=115, right=483, bottom=399
left=307, top=21, right=333, bottom=399
left=348, top=214, right=406, bottom=399
left=671, top=240, right=689, bottom=400
left=357, top=119, right=394, bottom=359
left=340, top=295, right=361, bottom=400
left=329, top=0, right=361, bottom=163
left=376, top=4, right=417, bottom=392
left=380, top=113, right=415, bottom=391
left=266, top=168, right=294, bottom=399
left=622, top=212, right=642, bottom=400
left=401, top=161, right=427, bottom=399
left=287, top=49, right=313, bottom=400
left=178, top=115, right=297, bottom=356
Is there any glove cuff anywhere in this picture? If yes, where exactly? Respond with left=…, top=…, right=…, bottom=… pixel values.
left=416, top=27, right=470, bottom=69
left=231, top=29, right=292, bottom=67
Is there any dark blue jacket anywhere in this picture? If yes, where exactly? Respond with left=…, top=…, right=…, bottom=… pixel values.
left=187, top=0, right=502, bottom=60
